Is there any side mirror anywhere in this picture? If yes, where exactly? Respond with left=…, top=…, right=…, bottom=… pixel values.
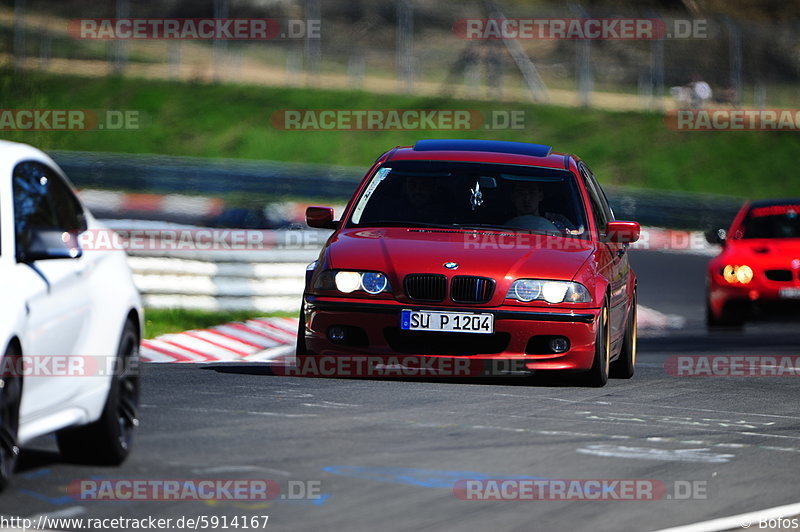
left=605, top=221, right=640, bottom=244
left=306, top=206, right=338, bottom=230
left=19, top=229, right=82, bottom=263
left=705, top=228, right=726, bottom=245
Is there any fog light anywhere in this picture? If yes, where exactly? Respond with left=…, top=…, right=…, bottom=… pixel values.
left=549, top=337, right=570, bottom=353
left=328, top=326, right=346, bottom=342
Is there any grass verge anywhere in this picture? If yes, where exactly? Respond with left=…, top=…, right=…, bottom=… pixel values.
left=3, top=69, right=799, bottom=199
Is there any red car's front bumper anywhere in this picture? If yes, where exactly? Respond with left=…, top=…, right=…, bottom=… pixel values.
left=709, top=279, right=800, bottom=317
left=302, top=295, right=602, bottom=373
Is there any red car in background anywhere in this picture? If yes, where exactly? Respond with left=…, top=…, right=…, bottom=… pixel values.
left=706, top=199, right=800, bottom=328
left=299, top=140, right=640, bottom=386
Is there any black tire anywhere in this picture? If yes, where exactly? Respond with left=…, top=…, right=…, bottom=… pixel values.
left=706, top=296, right=744, bottom=330
left=0, top=344, right=22, bottom=492
left=580, top=303, right=610, bottom=387
left=295, top=302, right=307, bottom=357
left=57, top=320, right=140, bottom=465
left=610, top=294, right=637, bottom=379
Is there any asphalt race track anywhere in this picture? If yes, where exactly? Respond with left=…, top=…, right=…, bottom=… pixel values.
left=4, top=249, right=800, bottom=532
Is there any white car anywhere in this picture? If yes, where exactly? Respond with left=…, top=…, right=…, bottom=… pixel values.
left=0, top=140, right=142, bottom=491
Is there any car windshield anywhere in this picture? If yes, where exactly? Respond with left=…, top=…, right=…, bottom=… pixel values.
left=738, top=204, right=800, bottom=239
left=348, top=161, right=589, bottom=238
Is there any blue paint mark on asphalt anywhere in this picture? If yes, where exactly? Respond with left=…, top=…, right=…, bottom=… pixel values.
left=321, top=466, right=545, bottom=488
left=21, top=469, right=51, bottom=480
left=19, top=488, right=75, bottom=505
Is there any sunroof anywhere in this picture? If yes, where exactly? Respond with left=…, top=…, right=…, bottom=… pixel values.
left=412, top=139, right=552, bottom=158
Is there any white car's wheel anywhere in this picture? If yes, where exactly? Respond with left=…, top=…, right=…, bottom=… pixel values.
left=0, top=344, right=22, bottom=492
left=56, top=320, right=140, bottom=465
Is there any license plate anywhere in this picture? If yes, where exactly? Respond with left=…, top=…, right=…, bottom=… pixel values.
left=400, top=309, right=494, bottom=334
left=779, top=288, right=800, bottom=299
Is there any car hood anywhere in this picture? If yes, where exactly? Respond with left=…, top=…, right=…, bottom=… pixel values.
left=327, top=227, right=594, bottom=284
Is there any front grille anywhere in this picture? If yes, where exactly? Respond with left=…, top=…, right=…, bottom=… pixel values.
left=450, top=276, right=495, bottom=303
left=766, top=269, right=793, bottom=282
left=405, top=274, right=447, bottom=302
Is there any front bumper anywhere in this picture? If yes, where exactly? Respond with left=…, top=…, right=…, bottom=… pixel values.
left=709, top=280, right=800, bottom=318
left=302, top=295, right=601, bottom=372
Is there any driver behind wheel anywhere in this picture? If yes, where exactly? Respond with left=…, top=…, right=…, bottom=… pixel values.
left=505, top=180, right=575, bottom=234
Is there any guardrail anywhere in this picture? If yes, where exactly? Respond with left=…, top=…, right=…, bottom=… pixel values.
left=130, top=255, right=309, bottom=313
left=104, top=222, right=325, bottom=312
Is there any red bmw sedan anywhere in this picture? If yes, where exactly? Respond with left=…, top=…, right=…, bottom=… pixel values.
left=706, top=199, right=800, bottom=329
left=298, top=140, right=640, bottom=386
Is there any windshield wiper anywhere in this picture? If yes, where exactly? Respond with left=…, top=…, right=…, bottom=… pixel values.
left=456, top=224, right=560, bottom=235
left=358, top=221, right=457, bottom=229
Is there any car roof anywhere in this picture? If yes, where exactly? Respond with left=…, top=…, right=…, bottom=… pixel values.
left=384, top=139, right=572, bottom=170
left=0, top=140, right=72, bottom=183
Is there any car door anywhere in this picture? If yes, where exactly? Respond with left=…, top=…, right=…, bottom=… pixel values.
left=13, top=161, right=92, bottom=418
left=580, top=164, right=629, bottom=345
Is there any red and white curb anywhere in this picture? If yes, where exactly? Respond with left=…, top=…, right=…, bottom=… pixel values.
left=141, top=317, right=297, bottom=364
left=633, top=227, right=719, bottom=256
left=638, top=305, right=686, bottom=336
left=141, top=305, right=685, bottom=364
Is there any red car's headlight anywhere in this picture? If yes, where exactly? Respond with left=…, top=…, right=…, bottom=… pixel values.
left=506, top=279, right=592, bottom=304
left=314, top=270, right=392, bottom=295
left=722, top=264, right=753, bottom=284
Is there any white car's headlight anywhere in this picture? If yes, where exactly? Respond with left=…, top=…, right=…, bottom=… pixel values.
left=506, top=279, right=591, bottom=304
left=316, top=270, right=392, bottom=295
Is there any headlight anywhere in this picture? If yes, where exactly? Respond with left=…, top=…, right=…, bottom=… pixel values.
left=335, top=271, right=362, bottom=293
left=361, top=272, right=389, bottom=294
left=507, top=280, right=591, bottom=304
left=722, top=264, right=753, bottom=284
left=315, top=270, right=392, bottom=295
left=736, top=265, right=753, bottom=284
left=513, top=279, right=542, bottom=302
